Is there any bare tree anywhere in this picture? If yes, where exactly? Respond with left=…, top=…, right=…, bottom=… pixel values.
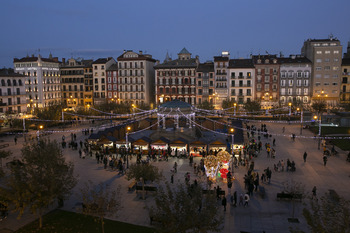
left=79, top=180, right=122, bottom=233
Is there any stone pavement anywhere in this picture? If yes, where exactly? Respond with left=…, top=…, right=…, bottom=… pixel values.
left=0, top=122, right=349, bottom=233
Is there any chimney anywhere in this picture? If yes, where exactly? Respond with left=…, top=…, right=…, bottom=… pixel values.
left=62, top=58, right=66, bottom=64
left=139, top=50, right=143, bottom=55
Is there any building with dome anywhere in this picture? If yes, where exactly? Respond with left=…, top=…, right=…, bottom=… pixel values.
left=154, top=48, right=199, bottom=105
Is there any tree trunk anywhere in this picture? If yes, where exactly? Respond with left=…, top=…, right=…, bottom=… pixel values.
left=142, top=178, right=145, bottom=200
left=101, top=217, right=105, bottom=233
left=39, top=214, right=43, bottom=228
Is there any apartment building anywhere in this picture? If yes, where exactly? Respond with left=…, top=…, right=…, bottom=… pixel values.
left=0, top=69, right=27, bottom=114
left=92, top=57, right=116, bottom=105
left=118, top=50, right=156, bottom=106
left=83, top=62, right=93, bottom=107
left=301, top=37, right=342, bottom=105
left=252, top=55, right=280, bottom=109
left=213, top=52, right=229, bottom=109
left=106, top=63, right=118, bottom=102
left=278, top=55, right=312, bottom=105
left=14, top=54, right=61, bottom=111
left=196, top=61, right=214, bottom=105
left=155, top=48, right=198, bottom=105
left=60, top=58, right=93, bottom=108
left=341, top=58, right=350, bottom=104
left=228, top=59, right=255, bottom=105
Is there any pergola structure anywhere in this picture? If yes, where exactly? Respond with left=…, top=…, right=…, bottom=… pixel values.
left=157, top=100, right=195, bottom=129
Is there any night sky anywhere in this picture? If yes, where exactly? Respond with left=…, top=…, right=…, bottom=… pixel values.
left=1, top=0, right=350, bottom=67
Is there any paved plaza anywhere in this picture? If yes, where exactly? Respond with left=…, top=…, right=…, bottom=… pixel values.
left=0, top=121, right=349, bottom=233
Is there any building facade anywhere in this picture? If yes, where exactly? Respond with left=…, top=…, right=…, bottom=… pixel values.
left=228, top=59, right=255, bottom=105
left=0, top=69, right=27, bottom=114
left=83, top=62, right=93, bottom=107
left=60, top=58, right=93, bottom=108
left=14, top=54, right=61, bottom=111
left=301, top=37, right=342, bottom=105
left=252, top=55, right=280, bottom=109
left=155, top=48, right=198, bottom=105
left=341, top=58, right=350, bottom=104
left=106, top=63, right=118, bottom=102
left=92, top=57, right=116, bottom=105
left=278, top=55, right=312, bottom=106
left=196, top=61, right=214, bottom=105
left=118, top=50, right=156, bottom=106
left=213, top=52, right=229, bottom=109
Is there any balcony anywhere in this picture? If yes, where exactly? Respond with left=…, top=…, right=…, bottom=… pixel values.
left=238, top=75, right=244, bottom=79
left=342, top=72, right=350, bottom=75
left=216, top=72, right=227, bottom=75
left=216, top=78, right=227, bottom=82
left=216, top=86, right=227, bottom=89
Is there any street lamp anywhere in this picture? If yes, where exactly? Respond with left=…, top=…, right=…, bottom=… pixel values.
left=126, top=126, right=131, bottom=168
left=230, top=128, right=235, bottom=154
left=314, top=115, right=322, bottom=150
left=233, top=103, right=237, bottom=116
left=288, top=102, right=292, bottom=116
left=297, top=107, right=304, bottom=135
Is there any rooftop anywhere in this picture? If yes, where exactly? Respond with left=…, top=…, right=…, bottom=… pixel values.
left=228, top=59, right=254, bottom=68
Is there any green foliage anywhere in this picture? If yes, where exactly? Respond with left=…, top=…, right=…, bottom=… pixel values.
left=0, top=150, right=12, bottom=177
left=126, top=163, right=163, bottom=199
left=302, top=190, right=350, bottom=233
left=197, top=100, right=214, bottom=110
left=149, top=182, right=223, bottom=233
left=14, top=209, right=154, bottom=233
left=221, top=99, right=236, bottom=112
left=311, top=100, right=327, bottom=114
left=243, top=100, right=261, bottom=113
left=0, top=139, right=77, bottom=228
left=79, top=181, right=122, bottom=233
left=35, top=102, right=63, bottom=121
left=94, top=102, right=131, bottom=114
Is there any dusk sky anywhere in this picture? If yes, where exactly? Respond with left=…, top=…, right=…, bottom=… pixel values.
left=1, top=0, right=350, bottom=67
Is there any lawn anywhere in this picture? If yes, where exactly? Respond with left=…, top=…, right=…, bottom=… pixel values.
left=309, top=126, right=350, bottom=151
left=15, top=209, right=155, bottom=233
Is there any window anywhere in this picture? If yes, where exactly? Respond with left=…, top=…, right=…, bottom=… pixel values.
left=325, top=51, right=330, bottom=54
left=333, top=67, right=339, bottom=71
left=316, top=59, right=322, bottom=63
left=316, top=67, right=322, bottom=71
left=332, top=82, right=338, bottom=86
left=324, top=82, right=329, bottom=86
left=288, top=88, right=292, bottom=95
left=316, top=51, right=322, bottom=54
left=303, top=80, right=309, bottom=86
left=324, top=66, right=330, bottom=70
left=281, top=80, right=286, bottom=87
left=315, top=74, right=322, bottom=78
left=324, top=58, right=330, bottom=62
left=315, top=82, right=321, bottom=86
left=264, top=84, right=269, bottom=91
left=334, top=50, right=339, bottom=54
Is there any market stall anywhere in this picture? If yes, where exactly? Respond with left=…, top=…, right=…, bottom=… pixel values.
left=150, top=136, right=170, bottom=150
left=131, top=136, right=152, bottom=154
left=189, top=139, right=207, bottom=157
left=208, top=139, right=228, bottom=154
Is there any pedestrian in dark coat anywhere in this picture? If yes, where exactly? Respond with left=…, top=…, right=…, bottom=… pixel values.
left=303, top=151, right=307, bottom=162
left=222, top=196, right=227, bottom=211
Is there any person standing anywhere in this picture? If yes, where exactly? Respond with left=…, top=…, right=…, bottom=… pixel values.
left=171, top=174, right=174, bottom=184
left=222, top=196, right=227, bottom=211
left=303, top=151, right=308, bottom=162
left=14, top=136, right=17, bottom=145
left=233, top=191, right=237, bottom=207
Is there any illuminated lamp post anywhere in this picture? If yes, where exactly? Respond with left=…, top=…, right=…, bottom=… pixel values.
left=233, top=103, right=237, bottom=116
left=288, top=102, right=292, bottom=116
left=313, top=115, right=321, bottom=150
left=126, top=126, right=131, bottom=168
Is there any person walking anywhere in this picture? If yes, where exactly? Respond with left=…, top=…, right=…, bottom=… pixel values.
left=14, top=136, right=17, bottom=145
left=222, top=196, right=227, bottom=211
left=303, top=151, right=308, bottom=162
left=244, top=193, right=250, bottom=207
left=312, top=186, right=317, bottom=200
left=171, top=174, right=174, bottom=184
left=323, top=155, right=328, bottom=166
left=239, top=194, right=244, bottom=206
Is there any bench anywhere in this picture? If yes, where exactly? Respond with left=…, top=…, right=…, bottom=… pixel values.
left=0, top=144, right=9, bottom=149
left=128, top=180, right=137, bottom=191
left=202, top=189, right=225, bottom=197
left=136, top=185, right=157, bottom=194
left=277, top=192, right=302, bottom=201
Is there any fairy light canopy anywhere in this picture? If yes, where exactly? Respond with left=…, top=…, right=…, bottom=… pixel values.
left=157, top=99, right=195, bottom=129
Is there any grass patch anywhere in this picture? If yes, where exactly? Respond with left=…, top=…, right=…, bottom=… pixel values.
left=309, top=126, right=350, bottom=151
left=15, top=209, right=154, bottom=233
